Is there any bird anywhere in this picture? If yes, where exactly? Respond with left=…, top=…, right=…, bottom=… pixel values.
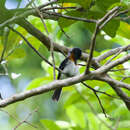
left=52, top=47, right=82, bottom=101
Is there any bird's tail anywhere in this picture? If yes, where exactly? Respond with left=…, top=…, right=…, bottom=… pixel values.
left=52, top=88, right=62, bottom=101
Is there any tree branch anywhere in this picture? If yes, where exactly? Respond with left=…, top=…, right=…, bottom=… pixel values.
left=0, top=65, right=129, bottom=108
left=85, top=24, right=99, bottom=73
left=85, top=6, right=121, bottom=73
left=16, top=19, right=100, bottom=69
left=81, top=82, right=107, bottom=117
left=76, top=89, right=114, bottom=129
left=96, top=45, right=130, bottom=62
left=95, top=54, right=130, bottom=75
left=0, top=73, right=92, bottom=107
left=8, top=26, right=66, bottom=75
left=95, top=75, right=130, bottom=110
left=42, top=11, right=97, bottom=23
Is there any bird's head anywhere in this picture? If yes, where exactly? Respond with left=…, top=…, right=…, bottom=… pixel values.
left=68, top=47, right=82, bottom=62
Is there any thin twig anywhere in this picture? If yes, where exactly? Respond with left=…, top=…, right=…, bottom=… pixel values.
left=48, top=0, right=56, bottom=12
left=121, top=16, right=130, bottom=20
left=42, top=11, right=97, bottom=23
left=99, top=11, right=119, bottom=30
left=31, top=0, right=56, bottom=80
left=81, top=82, right=119, bottom=99
left=8, top=26, right=64, bottom=75
left=94, top=91, right=107, bottom=117
left=26, top=0, right=35, bottom=8
left=4, top=44, right=21, bottom=59
left=115, top=9, right=129, bottom=17
left=0, top=27, right=9, bottom=63
left=76, top=88, right=114, bottom=130
left=110, top=68, right=129, bottom=72
left=85, top=6, right=121, bottom=74
left=60, top=27, right=71, bottom=39
left=42, top=6, right=77, bottom=11
left=96, top=45, right=130, bottom=62
left=99, top=6, right=121, bottom=25
left=120, top=76, right=130, bottom=82
left=38, top=0, right=58, bottom=10
left=0, top=108, right=38, bottom=129
left=85, top=24, right=99, bottom=73
left=13, top=108, right=38, bottom=130
left=0, top=109, right=20, bottom=123
left=105, top=47, right=128, bottom=65
left=81, top=82, right=108, bottom=118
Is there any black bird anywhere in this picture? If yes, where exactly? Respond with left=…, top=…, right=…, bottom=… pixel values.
left=52, top=47, right=82, bottom=101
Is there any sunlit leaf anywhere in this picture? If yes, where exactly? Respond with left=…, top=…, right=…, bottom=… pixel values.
left=58, top=0, right=92, bottom=9
left=87, top=113, right=99, bottom=130
left=7, top=48, right=26, bottom=60
left=117, top=21, right=130, bottom=39
left=26, top=77, right=51, bottom=90
left=103, top=19, right=120, bottom=37
left=40, top=119, right=60, bottom=130
left=66, top=105, right=86, bottom=128
left=64, top=92, right=81, bottom=108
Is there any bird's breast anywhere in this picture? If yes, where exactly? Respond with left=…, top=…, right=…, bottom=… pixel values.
left=60, top=60, right=79, bottom=79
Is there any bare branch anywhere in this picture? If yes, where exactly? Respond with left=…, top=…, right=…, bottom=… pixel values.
left=38, top=0, right=58, bottom=9
left=110, top=68, right=130, bottom=72
left=0, top=73, right=92, bottom=107
left=85, top=6, right=121, bottom=73
left=42, top=6, right=77, bottom=11
left=95, top=75, right=130, bottom=109
left=96, top=54, right=130, bottom=75
left=99, top=6, right=121, bottom=29
left=106, top=47, right=128, bottom=64
left=31, top=0, right=56, bottom=80
left=43, top=11, right=97, bottom=23
left=8, top=26, right=65, bottom=75
left=16, top=19, right=100, bottom=69
left=0, top=66, right=129, bottom=108
left=120, top=76, right=130, bottom=82
left=85, top=24, right=99, bottom=73
left=96, top=45, right=130, bottom=62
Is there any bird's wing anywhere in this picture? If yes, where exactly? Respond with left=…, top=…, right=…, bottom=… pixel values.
left=57, top=58, right=68, bottom=79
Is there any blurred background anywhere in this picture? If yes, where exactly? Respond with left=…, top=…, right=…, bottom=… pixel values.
left=0, top=0, right=130, bottom=130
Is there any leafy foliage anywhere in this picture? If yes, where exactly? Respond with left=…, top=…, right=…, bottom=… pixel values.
left=0, top=0, right=130, bottom=130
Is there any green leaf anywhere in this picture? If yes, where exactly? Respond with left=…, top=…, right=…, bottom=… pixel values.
left=58, top=0, right=92, bottom=9
left=7, top=48, right=26, bottom=60
left=66, top=105, right=86, bottom=128
left=103, top=19, right=120, bottom=37
left=0, top=43, right=3, bottom=56
left=40, top=119, right=60, bottom=130
left=58, top=10, right=86, bottom=28
left=110, top=35, right=130, bottom=46
left=96, top=0, right=120, bottom=11
left=121, top=0, right=130, bottom=7
left=27, top=36, right=41, bottom=50
left=26, top=77, right=51, bottom=90
left=118, top=120, right=130, bottom=128
left=55, top=121, right=71, bottom=129
left=87, top=113, right=99, bottom=130
left=6, top=31, right=21, bottom=53
left=117, top=21, right=130, bottom=39
left=64, top=92, right=81, bottom=108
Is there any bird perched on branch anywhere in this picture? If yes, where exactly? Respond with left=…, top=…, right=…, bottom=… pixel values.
left=52, top=47, right=82, bottom=101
